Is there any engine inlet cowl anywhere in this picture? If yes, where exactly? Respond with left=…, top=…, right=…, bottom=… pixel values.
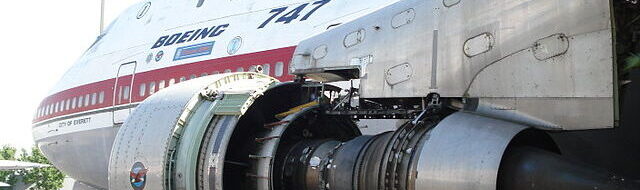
left=108, top=73, right=278, bottom=190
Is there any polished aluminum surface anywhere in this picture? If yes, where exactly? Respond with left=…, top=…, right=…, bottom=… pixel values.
left=414, top=112, right=527, bottom=190
left=108, top=73, right=277, bottom=190
left=291, top=0, right=615, bottom=130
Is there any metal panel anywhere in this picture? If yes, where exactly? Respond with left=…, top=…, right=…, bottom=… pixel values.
left=463, top=33, right=494, bottom=57
left=532, top=33, right=570, bottom=61
left=443, top=0, right=461, bottom=7
left=414, top=112, right=527, bottom=190
left=213, top=94, right=251, bottom=115
left=386, top=63, right=413, bottom=85
left=344, top=29, right=366, bottom=48
left=290, top=0, right=615, bottom=130
left=391, top=8, right=416, bottom=29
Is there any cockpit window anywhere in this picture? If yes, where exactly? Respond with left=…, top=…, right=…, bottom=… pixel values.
left=197, top=0, right=205, bottom=7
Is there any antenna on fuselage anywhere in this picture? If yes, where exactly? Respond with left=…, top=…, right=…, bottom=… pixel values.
left=100, top=0, right=105, bottom=33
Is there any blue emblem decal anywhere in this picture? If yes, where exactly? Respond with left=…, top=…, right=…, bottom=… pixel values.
left=130, top=162, right=148, bottom=190
left=227, top=36, right=242, bottom=55
left=155, top=51, right=164, bottom=62
left=174, top=41, right=215, bottom=61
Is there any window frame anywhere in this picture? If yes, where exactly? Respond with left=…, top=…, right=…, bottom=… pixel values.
left=275, top=62, right=284, bottom=77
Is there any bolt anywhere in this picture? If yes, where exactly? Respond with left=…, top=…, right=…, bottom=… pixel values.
left=310, top=157, right=321, bottom=167
left=405, top=148, right=413, bottom=154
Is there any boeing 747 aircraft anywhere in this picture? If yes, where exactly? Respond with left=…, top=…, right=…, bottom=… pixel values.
left=32, top=0, right=640, bottom=189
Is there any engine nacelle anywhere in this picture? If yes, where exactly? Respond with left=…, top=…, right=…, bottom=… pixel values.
left=108, top=73, right=279, bottom=189
left=108, top=73, right=637, bottom=190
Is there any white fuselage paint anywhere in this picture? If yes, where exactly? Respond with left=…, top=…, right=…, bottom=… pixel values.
left=31, top=0, right=396, bottom=188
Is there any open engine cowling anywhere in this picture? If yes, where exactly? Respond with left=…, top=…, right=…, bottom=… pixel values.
left=108, top=73, right=638, bottom=190
left=108, top=73, right=279, bottom=189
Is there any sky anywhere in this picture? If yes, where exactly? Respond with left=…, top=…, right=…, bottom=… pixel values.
left=0, top=0, right=141, bottom=150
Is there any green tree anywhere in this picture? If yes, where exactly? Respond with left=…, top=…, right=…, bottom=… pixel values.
left=625, top=53, right=640, bottom=72
left=0, top=145, right=18, bottom=187
left=19, top=147, right=65, bottom=190
left=0, top=145, right=16, bottom=160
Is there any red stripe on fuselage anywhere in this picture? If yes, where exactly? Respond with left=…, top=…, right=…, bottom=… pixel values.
left=33, top=46, right=297, bottom=123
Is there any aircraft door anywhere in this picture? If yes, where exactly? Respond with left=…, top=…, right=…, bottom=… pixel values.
left=112, top=61, right=137, bottom=124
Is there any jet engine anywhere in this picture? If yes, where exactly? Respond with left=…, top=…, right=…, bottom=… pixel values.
left=108, top=73, right=638, bottom=190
